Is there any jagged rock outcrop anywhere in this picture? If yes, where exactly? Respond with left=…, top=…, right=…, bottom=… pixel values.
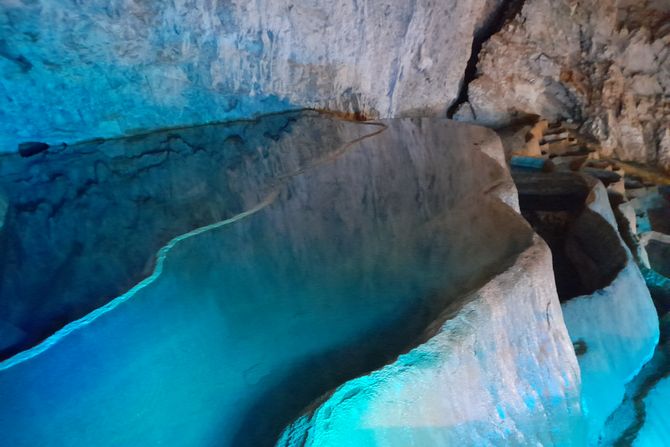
left=641, top=231, right=670, bottom=279
left=0, top=0, right=504, bottom=152
left=561, top=181, right=658, bottom=443
left=456, top=0, right=670, bottom=171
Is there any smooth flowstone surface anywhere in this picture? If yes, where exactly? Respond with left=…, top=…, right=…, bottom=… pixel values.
left=278, top=233, right=585, bottom=447
left=601, top=314, right=670, bottom=447
left=277, top=138, right=585, bottom=445
left=0, top=115, right=548, bottom=446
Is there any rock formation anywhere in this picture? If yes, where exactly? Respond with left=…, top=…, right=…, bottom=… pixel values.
left=597, top=185, right=670, bottom=445
left=519, top=172, right=659, bottom=442
left=0, top=0, right=506, bottom=152
left=454, top=0, right=670, bottom=171
left=278, top=122, right=586, bottom=447
left=279, top=238, right=584, bottom=446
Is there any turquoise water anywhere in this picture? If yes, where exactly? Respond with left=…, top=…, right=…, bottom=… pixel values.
left=0, top=115, right=523, bottom=446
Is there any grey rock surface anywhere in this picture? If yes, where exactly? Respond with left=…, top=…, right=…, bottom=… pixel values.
left=0, top=0, right=502, bottom=152
left=511, top=169, right=659, bottom=442
left=641, top=231, right=670, bottom=278
left=279, top=234, right=586, bottom=447
left=600, top=195, right=670, bottom=446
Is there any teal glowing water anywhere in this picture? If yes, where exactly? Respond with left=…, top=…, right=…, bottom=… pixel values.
left=0, top=116, right=525, bottom=446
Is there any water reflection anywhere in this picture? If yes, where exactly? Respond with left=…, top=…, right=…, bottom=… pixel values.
left=0, top=114, right=529, bottom=446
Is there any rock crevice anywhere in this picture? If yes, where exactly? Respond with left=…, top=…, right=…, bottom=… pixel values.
left=447, top=0, right=526, bottom=118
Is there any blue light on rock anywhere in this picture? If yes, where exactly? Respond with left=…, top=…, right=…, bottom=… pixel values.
left=0, top=116, right=551, bottom=446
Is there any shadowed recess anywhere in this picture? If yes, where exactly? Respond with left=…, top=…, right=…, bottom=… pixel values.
left=513, top=171, right=627, bottom=301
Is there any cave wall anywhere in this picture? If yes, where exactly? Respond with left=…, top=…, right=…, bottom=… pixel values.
left=5, top=0, right=666, bottom=169
left=454, top=0, right=670, bottom=170
left=560, top=180, right=659, bottom=442
left=0, top=0, right=505, bottom=152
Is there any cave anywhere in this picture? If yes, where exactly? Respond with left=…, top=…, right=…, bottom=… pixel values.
left=0, top=1, right=669, bottom=446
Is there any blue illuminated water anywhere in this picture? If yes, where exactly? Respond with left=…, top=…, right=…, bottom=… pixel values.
left=0, top=114, right=527, bottom=446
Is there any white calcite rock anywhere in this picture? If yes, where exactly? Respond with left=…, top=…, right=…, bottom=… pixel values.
left=561, top=180, right=659, bottom=443
left=634, top=375, right=670, bottom=447
left=0, top=0, right=504, bottom=152
left=0, top=116, right=589, bottom=447
left=278, top=128, right=585, bottom=447
left=279, top=236, right=586, bottom=447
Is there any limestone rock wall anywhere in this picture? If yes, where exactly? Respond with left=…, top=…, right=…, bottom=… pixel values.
left=456, top=0, right=670, bottom=171
left=0, top=0, right=502, bottom=152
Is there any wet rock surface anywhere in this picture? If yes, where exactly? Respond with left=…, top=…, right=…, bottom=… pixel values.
left=276, top=125, right=585, bottom=446
left=514, top=171, right=627, bottom=300
left=279, top=234, right=585, bottom=447
left=601, top=186, right=670, bottom=446
left=642, top=233, right=670, bottom=279
left=0, top=1, right=668, bottom=444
